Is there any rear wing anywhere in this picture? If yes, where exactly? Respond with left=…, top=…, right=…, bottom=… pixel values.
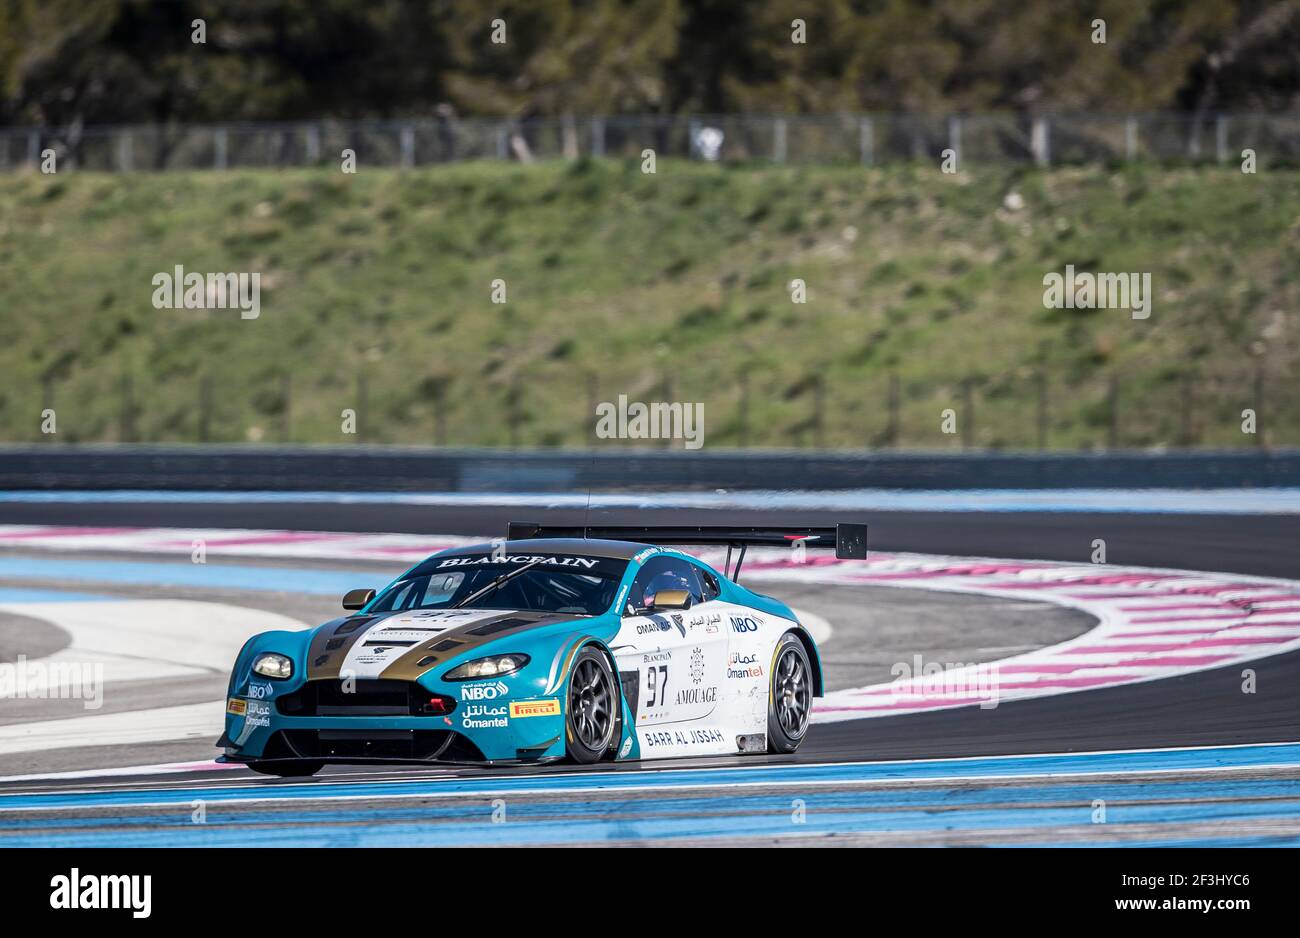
left=505, top=522, right=867, bottom=582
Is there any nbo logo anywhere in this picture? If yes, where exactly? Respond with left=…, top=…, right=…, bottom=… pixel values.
left=462, top=680, right=510, bottom=700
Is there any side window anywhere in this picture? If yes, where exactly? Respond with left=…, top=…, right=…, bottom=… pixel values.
left=375, top=579, right=418, bottom=612
left=626, top=556, right=703, bottom=613
left=414, top=571, right=465, bottom=608
left=693, top=564, right=721, bottom=601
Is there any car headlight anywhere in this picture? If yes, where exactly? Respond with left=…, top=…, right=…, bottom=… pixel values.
left=443, top=654, right=530, bottom=681
left=252, top=652, right=293, bottom=680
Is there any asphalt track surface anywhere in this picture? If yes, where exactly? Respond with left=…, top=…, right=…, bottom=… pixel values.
left=0, top=500, right=1298, bottom=845
left=2, top=500, right=1296, bottom=578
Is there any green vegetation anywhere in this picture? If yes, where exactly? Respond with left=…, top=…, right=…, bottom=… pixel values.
left=1, top=159, right=1296, bottom=449
left=4, top=1, right=1296, bottom=126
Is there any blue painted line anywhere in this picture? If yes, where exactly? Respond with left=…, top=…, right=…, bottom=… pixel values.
left=0, top=557, right=392, bottom=597
left=1015, top=834, right=1300, bottom=848
left=2, top=488, right=1299, bottom=514
left=5, top=742, right=1300, bottom=814
left=4, top=776, right=1297, bottom=834
left=4, top=794, right=1300, bottom=848
left=0, top=586, right=121, bottom=602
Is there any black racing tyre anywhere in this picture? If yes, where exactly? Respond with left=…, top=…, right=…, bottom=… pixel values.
left=246, top=760, right=324, bottom=778
left=565, top=646, right=619, bottom=764
left=767, top=632, right=813, bottom=753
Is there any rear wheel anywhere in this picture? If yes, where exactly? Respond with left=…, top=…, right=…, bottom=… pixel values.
left=767, top=633, right=812, bottom=753
left=246, top=760, right=324, bottom=778
left=565, top=646, right=618, bottom=764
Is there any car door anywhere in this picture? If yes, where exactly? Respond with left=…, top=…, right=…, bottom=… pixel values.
left=612, top=555, right=728, bottom=729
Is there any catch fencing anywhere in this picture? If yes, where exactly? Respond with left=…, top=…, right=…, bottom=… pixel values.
left=2, top=112, right=1298, bottom=172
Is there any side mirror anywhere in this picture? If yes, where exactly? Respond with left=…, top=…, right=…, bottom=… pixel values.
left=648, top=589, right=692, bottom=611
left=342, top=588, right=376, bottom=611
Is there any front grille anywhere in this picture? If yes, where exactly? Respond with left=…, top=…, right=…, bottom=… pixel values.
left=277, top=679, right=455, bottom=717
left=263, top=729, right=485, bottom=762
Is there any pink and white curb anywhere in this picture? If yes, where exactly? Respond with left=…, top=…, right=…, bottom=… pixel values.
left=3, top=525, right=1299, bottom=725
left=770, top=553, right=1300, bottom=722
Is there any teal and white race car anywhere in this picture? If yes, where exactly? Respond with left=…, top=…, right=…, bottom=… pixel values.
left=218, top=523, right=867, bottom=776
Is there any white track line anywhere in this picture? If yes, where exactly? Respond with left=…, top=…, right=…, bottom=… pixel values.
left=0, top=701, right=223, bottom=756
left=1, top=600, right=310, bottom=755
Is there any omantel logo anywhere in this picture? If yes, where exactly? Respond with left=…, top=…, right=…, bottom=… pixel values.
left=462, top=680, right=510, bottom=700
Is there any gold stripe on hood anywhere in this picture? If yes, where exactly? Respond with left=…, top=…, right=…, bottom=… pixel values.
left=378, top=611, right=581, bottom=682
left=304, top=615, right=376, bottom=681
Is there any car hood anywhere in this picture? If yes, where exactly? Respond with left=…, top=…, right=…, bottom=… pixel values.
left=302, top=607, right=590, bottom=683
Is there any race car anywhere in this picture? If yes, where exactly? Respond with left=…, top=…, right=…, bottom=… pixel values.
left=218, top=522, right=867, bottom=776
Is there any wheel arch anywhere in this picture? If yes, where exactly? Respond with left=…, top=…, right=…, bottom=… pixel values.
left=783, top=626, right=824, bottom=697
left=561, top=636, right=625, bottom=760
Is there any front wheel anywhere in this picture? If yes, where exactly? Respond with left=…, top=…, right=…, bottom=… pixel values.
left=246, top=760, right=324, bottom=778
left=565, top=646, right=618, bottom=764
left=767, top=633, right=812, bottom=753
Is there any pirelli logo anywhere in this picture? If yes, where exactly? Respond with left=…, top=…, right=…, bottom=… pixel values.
left=510, top=698, right=560, bottom=719
left=226, top=698, right=248, bottom=716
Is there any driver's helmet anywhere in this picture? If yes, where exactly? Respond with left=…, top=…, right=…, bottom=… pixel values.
left=643, top=570, right=693, bottom=608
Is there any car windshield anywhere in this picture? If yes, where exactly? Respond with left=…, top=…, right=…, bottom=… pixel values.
left=368, top=553, right=627, bottom=617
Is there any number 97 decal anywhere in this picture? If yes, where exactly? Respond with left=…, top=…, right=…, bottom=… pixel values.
left=644, top=665, right=669, bottom=708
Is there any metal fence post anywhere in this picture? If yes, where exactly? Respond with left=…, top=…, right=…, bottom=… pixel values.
left=116, top=129, right=133, bottom=172
left=1124, top=116, right=1138, bottom=162
left=661, top=372, right=673, bottom=449
left=280, top=372, right=291, bottom=443
left=400, top=125, right=415, bottom=168
left=433, top=381, right=447, bottom=448
left=1107, top=374, right=1119, bottom=449
left=947, top=116, right=962, bottom=166
left=27, top=130, right=40, bottom=168
left=1031, top=117, right=1050, bottom=167
left=1180, top=371, right=1195, bottom=445
left=496, top=124, right=508, bottom=160
left=773, top=117, right=787, bottom=163
left=886, top=372, right=900, bottom=447
left=1253, top=363, right=1265, bottom=449
left=738, top=371, right=750, bottom=447
left=119, top=373, right=135, bottom=442
left=585, top=372, right=598, bottom=444
left=590, top=117, right=605, bottom=158
left=508, top=378, right=524, bottom=448
left=1036, top=369, right=1048, bottom=449
left=214, top=127, right=228, bottom=170
left=305, top=124, right=321, bottom=164
left=961, top=380, right=974, bottom=449
left=41, top=375, right=55, bottom=442
left=812, top=375, right=825, bottom=447
left=356, top=373, right=368, bottom=443
left=859, top=117, right=874, bottom=167
left=198, top=375, right=212, bottom=442
left=1215, top=115, right=1228, bottom=165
